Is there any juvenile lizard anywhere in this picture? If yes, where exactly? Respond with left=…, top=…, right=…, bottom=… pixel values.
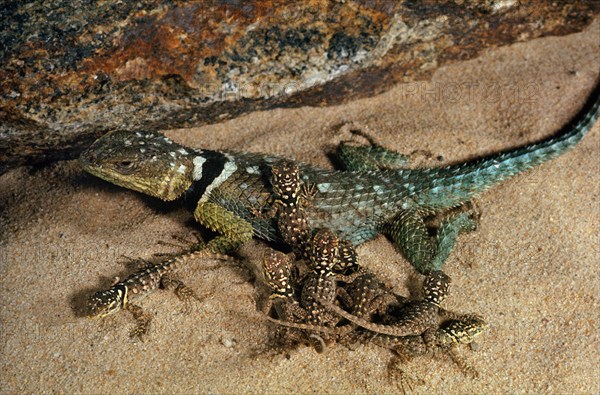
left=88, top=248, right=207, bottom=339
left=263, top=245, right=487, bottom=378
left=317, top=270, right=473, bottom=338
left=80, top=90, right=599, bottom=274
left=269, top=160, right=361, bottom=274
left=261, top=249, right=308, bottom=322
left=262, top=230, right=356, bottom=350
left=261, top=249, right=324, bottom=350
left=267, top=160, right=314, bottom=259
left=367, top=314, right=488, bottom=383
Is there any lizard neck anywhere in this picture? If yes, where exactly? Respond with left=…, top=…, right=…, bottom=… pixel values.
left=183, top=150, right=239, bottom=208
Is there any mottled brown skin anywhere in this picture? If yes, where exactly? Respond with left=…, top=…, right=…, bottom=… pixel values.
left=344, top=271, right=405, bottom=321
left=270, top=163, right=399, bottom=328
left=269, top=160, right=360, bottom=273
left=88, top=247, right=208, bottom=340
left=263, top=229, right=362, bottom=343
left=263, top=253, right=487, bottom=380
left=261, top=250, right=308, bottom=323
left=333, top=239, right=361, bottom=274
left=320, top=271, right=468, bottom=338
left=261, top=249, right=325, bottom=350
left=301, top=229, right=345, bottom=328
left=362, top=314, right=488, bottom=386
left=269, top=161, right=314, bottom=259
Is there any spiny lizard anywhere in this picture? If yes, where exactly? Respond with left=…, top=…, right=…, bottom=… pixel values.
left=262, top=157, right=488, bottom=377
left=263, top=229, right=360, bottom=337
left=88, top=247, right=208, bottom=339
left=261, top=249, right=308, bottom=323
left=262, top=241, right=487, bottom=379
left=267, top=160, right=314, bottom=258
left=268, top=159, right=360, bottom=273
left=317, top=270, right=470, bottom=338
left=79, top=90, right=599, bottom=274
left=367, top=314, right=488, bottom=384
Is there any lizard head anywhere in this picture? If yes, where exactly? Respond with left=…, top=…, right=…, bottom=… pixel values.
left=435, top=315, right=487, bottom=346
left=271, top=160, right=302, bottom=207
left=87, top=285, right=128, bottom=318
left=80, top=130, right=194, bottom=201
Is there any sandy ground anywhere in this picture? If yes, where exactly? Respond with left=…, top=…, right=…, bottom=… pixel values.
left=1, top=17, right=599, bottom=395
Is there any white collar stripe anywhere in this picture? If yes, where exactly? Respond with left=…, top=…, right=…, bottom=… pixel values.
left=200, top=158, right=238, bottom=201
left=192, top=156, right=207, bottom=181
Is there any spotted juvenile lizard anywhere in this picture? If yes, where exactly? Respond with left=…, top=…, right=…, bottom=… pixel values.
left=80, top=90, right=599, bottom=274
left=263, top=241, right=487, bottom=379
left=266, top=160, right=314, bottom=259
left=366, top=314, right=488, bottom=384
left=317, top=270, right=476, bottom=339
left=88, top=248, right=208, bottom=339
left=262, top=229, right=359, bottom=350
left=264, top=158, right=488, bottom=374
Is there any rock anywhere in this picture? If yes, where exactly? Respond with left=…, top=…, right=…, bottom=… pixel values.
left=1, top=0, right=598, bottom=173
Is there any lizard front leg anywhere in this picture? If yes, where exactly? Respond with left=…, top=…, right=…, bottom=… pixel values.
left=194, top=201, right=254, bottom=254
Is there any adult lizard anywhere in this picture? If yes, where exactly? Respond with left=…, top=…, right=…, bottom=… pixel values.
left=79, top=90, right=599, bottom=274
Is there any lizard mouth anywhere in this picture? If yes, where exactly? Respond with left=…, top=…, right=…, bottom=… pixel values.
left=78, top=149, right=93, bottom=169
left=79, top=154, right=107, bottom=181
left=79, top=146, right=105, bottom=174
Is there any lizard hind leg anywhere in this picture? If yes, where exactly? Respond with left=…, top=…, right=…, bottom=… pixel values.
left=336, top=122, right=439, bottom=171
left=336, top=122, right=410, bottom=171
left=386, top=202, right=479, bottom=274
left=429, top=203, right=480, bottom=270
left=386, top=207, right=435, bottom=274
left=336, top=142, right=411, bottom=171
left=160, top=273, right=205, bottom=315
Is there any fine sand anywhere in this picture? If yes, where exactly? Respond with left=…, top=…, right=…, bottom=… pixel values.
left=1, top=17, right=598, bottom=395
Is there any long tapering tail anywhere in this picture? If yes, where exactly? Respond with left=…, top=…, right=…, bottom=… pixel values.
left=414, top=85, right=600, bottom=210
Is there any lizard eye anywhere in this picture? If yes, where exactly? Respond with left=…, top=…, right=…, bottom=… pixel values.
left=116, top=160, right=135, bottom=173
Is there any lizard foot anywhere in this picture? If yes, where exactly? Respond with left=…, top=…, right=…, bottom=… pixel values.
left=156, top=232, right=205, bottom=251
left=161, top=274, right=206, bottom=315
left=127, top=304, right=152, bottom=341
left=387, top=357, right=425, bottom=395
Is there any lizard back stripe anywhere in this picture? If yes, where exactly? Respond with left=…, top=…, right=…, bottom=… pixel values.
left=184, top=151, right=229, bottom=209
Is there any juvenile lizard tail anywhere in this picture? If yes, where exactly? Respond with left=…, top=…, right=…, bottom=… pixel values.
left=413, top=86, right=600, bottom=210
